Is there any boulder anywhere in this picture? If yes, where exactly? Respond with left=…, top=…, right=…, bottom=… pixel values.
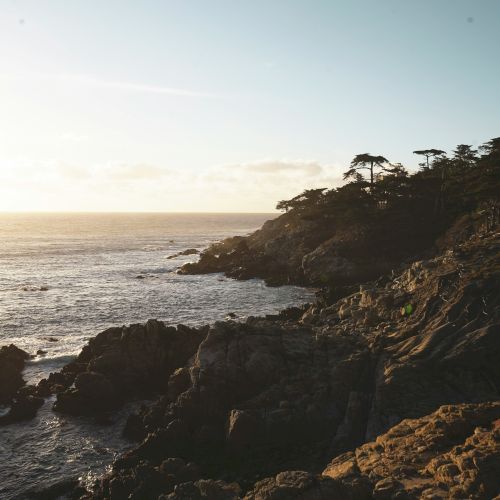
left=0, top=344, right=30, bottom=404
left=53, top=371, right=120, bottom=415
left=52, top=320, right=207, bottom=415
left=0, top=394, right=44, bottom=425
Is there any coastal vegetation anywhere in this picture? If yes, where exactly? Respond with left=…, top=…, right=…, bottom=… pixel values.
left=276, top=137, right=499, bottom=231
left=182, top=137, right=500, bottom=288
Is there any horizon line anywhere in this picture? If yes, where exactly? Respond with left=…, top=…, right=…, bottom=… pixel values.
left=0, top=210, right=279, bottom=215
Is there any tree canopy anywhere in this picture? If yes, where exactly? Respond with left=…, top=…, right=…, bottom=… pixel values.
left=275, top=138, right=499, bottom=249
left=343, top=154, right=389, bottom=186
left=412, top=149, right=446, bottom=169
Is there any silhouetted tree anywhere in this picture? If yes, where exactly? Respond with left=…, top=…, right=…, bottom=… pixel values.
left=276, top=138, right=497, bottom=247
left=452, top=144, right=478, bottom=167
left=479, top=137, right=500, bottom=157
left=470, top=137, right=500, bottom=202
left=343, top=154, right=389, bottom=186
left=276, top=199, right=292, bottom=212
left=276, top=188, right=326, bottom=212
left=384, top=162, right=408, bottom=177
left=413, top=149, right=446, bottom=169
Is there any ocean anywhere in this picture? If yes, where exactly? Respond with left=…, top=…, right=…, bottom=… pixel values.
left=0, top=212, right=314, bottom=498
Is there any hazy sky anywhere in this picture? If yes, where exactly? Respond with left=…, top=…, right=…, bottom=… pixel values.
left=1, top=0, right=499, bottom=212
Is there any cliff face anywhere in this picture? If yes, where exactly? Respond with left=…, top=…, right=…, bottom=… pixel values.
left=180, top=202, right=499, bottom=287
left=62, top=225, right=499, bottom=499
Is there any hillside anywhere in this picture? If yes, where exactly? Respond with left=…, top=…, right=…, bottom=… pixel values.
left=181, top=139, right=500, bottom=288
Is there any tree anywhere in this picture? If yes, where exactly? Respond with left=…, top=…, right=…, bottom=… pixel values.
left=276, top=188, right=326, bottom=213
left=412, top=149, right=446, bottom=169
left=452, top=144, right=478, bottom=167
left=384, top=162, right=408, bottom=177
left=343, top=154, right=389, bottom=186
left=276, top=199, right=292, bottom=212
left=479, top=137, right=500, bottom=157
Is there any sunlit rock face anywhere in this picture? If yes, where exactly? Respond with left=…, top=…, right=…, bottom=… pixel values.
left=323, top=402, right=500, bottom=500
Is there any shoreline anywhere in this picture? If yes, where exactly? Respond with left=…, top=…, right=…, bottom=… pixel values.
left=1, top=221, right=498, bottom=498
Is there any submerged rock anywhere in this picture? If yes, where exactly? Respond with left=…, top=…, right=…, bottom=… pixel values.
left=167, top=248, right=200, bottom=259
left=24, top=477, right=84, bottom=499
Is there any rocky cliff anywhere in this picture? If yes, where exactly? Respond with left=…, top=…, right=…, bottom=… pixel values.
left=43, top=225, right=496, bottom=499
left=5, top=214, right=498, bottom=498
left=180, top=200, right=499, bottom=288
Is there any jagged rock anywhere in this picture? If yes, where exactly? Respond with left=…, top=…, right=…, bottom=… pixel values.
left=165, top=479, right=241, bottom=499
left=159, top=457, right=201, bottom=483
left=244, top=470, right=362, bottom=500
left=54, top=371, right=119, bottom=415
left=52, top=320, right=207, bottom=415
left=75, top=231, right=500, bottom=498
left=0, top=394, right=44, bottom=425
left=167, top=248, right=200, bottom=259
left=0, top=344, right=30, bottom=404
left=167, top=367, right=192, bottom=401
left=323, top=402, right=500, bottom=500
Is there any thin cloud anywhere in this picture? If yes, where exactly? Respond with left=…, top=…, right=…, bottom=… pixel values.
left=0, top=72, right=217, bottom=98
left=55, top=163, right=90, bottom=179
left=199, top=160, right=341, bottom=195
left=244, top=160, right=323, bottom=176
left=104, top=163, right=172, bottom=180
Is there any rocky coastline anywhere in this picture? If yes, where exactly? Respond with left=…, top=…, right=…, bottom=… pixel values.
left=2, top=207, right=499, bottom=499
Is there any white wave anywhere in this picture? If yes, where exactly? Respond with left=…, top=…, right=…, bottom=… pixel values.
left=27, top=354, right=77, bottom=366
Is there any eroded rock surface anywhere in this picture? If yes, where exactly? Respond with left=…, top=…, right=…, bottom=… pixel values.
left=323, top=402, right=500, bottom=500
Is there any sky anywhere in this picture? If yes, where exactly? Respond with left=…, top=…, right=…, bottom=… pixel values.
left=0, top=0, right=499, bottom=212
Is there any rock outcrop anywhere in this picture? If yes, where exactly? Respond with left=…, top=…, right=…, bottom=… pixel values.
left=0, top=344, right=45, bottom=425
left=82, top=229, right=499, bottom=498
left=180, top=201, right=499, bottom=288
left=0, top=344, right=30, bottom=404
left=45, top=320, right=207, bottom=415
left=167, top=248, right=200, bottom=259
left=323, top=402, right=500, bottom=500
